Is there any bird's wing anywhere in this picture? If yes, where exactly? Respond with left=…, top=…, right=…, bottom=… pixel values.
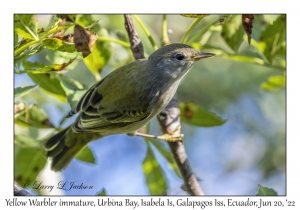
left=73, top=106, right=150, bottom=132
left=66, top=80, right=104, bottom=118
left=66, top=59, right=151, bottom=132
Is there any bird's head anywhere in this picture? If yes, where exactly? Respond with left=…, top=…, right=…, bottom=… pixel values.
left=148, top=43, right=215, bottom=79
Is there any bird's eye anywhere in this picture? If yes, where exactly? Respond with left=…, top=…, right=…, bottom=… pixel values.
left=175, top=53, right=184, bottom=61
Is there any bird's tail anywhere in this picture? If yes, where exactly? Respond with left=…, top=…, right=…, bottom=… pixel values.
left=44, top=126, right=88, bottom=172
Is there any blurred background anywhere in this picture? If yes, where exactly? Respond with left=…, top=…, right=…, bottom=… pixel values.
left=14, top=14, right=286, bottom=195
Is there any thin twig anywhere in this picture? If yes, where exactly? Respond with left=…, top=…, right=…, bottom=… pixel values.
left=181, top=17, right=202, bottom=44
left=14, top=181, right=31, bottom=196
left=161, top=15, right=170, bottom=46
left=124, top=14, right=204, bottom=195
left=132, top=15, right=158, bottom=51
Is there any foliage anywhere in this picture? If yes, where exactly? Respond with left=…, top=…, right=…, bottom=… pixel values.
left=256, top=185, right=278, bottom=196
left=75, top=145, right=96, bottom=164
left=179, top=102, right=226, bottom=127
left=97, top=188, right=107, bottom=196
left=142, top=141, right=167, bottom=195
left=14, top=85, right=37, bottom=98
left=14, top=14, right=285, bottom=195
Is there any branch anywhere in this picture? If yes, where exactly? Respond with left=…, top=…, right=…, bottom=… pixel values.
left=124, top=14, right=204, bottom=195
left=14, top=181, right=31, bottom=196
left=124, top=15, right=145, bottom=60
left=157, top=96, right=204, bottom=195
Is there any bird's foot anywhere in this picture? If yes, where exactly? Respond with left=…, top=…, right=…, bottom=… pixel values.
left=155, top=133, right=184, bottom=142
left=129, top=125, right=183, bottom=142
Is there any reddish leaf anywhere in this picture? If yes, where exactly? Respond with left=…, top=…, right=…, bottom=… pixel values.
left=242, top=14, right=254, bottom=44
left=73, top=24, right=98, bottom=58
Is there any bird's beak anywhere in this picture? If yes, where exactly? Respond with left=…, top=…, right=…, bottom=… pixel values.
left=193, top=52, right=215, bottom=61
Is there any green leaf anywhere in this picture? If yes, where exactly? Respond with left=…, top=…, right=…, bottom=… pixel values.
left=14, top=105, right=54, bottom=128
left=14, top=38, right=30, bottom=52
left=21, top=59, right=45, bottom=68
left=256, top=185, right=278, bottom=196
left=43, top=38, right=76, bottom=53
left=84, top=19, right=101, bottom=31
left=75, top=145, right=95, bottom=164
left=148, top=139, right=181, bottom=178
left=216, top=15, right=236, bottom=25
left=179, top=102, right=226, bottom=127
left=97, top=188, right=106, bottom=196
left=76, top=14, right=100, bottom=32
left=26, top=74, right=66, bottom=102
left=42, top=23, right=74, bottom=40
left=143, top=142, right=167, bottom=195
left=38, top=15, right=73, bottom=39
left=14, top=14, right=38, bottom=40
left=14, top=32, right=18, bottom=47
left=43, top=38, right=64, bottom=50
left=83, top=28, right=113, bottom=78
left=186, top=15, right=222, bottom=44
left=263, top=15, right=281, bottom=24
left=222, top=53, right=285, bottom=71
left=46, top=15, right=61, bottom=31
left=59, top=75, right=84, bottom=90
left=14, top=134, right=41, bottom=148
left=275, top=42, right=286, bottom=57
left=20, top=59, right=68, bottom=101
left=14, top=147, right=46, bottom=186
left=272, top=56, right=286, bottom=69
left=14, top=43, right=45, bottom=63
left=234, top=39, right=270, bottom=64
left=57, top=14, right=77, bottom=22
left=261, top=75, right=286, bottom=91
left=18, top=56, right=77, bottom=74
left=180, top=14, right=209, bottom=19
left=45, top=50, right=79, bottom=72
left=223, top=53, right=272, bottom=68
left=60, top=78, right=86, bottom=108
left=57, top=42, right=77, bottom=53
left=223, top=54, right=265, bottom=65
left=221, top=15, right=245, bottom=54
left=260, top=15, right=286, bottom=63
left=14, top=85, right=37, bottom=98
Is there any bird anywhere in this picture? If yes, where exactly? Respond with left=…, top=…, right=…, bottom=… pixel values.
left=44, top=43, right=215, bottom=171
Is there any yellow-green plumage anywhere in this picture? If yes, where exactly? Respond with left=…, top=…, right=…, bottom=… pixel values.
left=44, top=43, right=215, bottom=171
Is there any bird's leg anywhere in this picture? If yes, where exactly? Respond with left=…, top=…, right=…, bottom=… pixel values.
left=128, top=125, right=183, bottom=142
